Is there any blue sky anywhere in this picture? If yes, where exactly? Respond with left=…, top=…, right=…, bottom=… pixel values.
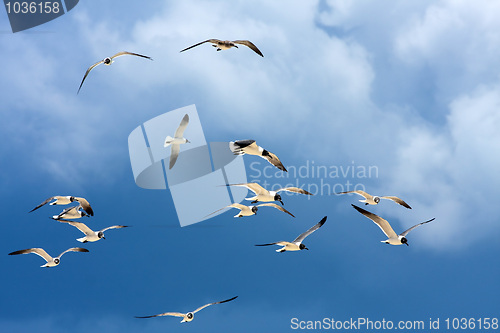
left=1, top=0, right=499, bottom=332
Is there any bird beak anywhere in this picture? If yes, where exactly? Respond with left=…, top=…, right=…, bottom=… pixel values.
left=279, top=200, right=284, bottom=206
left=305, top=247, right=309, bottom=250
left=405, top=243, right=409, bottom=246
left=103, top=236, right=106, bottom=240
left=234, top=45, right=239, bottom=48
left=186, top=140, right=190, bottom=143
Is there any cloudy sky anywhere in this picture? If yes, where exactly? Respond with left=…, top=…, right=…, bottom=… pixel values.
left=1, top=0, right=499, bottom=332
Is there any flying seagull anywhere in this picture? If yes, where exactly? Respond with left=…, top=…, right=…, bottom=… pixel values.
left=225, top=183, right=312, bottom=205
left=164, top=114, right=190, bottom=169
left=136, top=296, right=238, bottom=323
left=58, top=220, right=128, bottom=243
left=336, top=190, right=412, bottom=209
left=8, top=247, right=89, bottom=267
left=229, top=140, right=287, bottom=172
left=52, top=205, right=88, bottom=220
left=77, top=51, right=153, bottom=94
left=180, top=39, right=263, bottom=57
left=29, top=196, right=94, bottom=215
left=208, top=202, right=294, bottom=218
left=351, top=204, right=434, bottom=246
left=255, top=216, right=327, bottom=252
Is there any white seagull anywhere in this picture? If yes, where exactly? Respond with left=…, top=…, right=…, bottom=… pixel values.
left=164, top=114, right=190, bottom=169
left=135, top=296, right=238, bottom=323
left=336, top=190, right=412, bottom=209
left=58, top=220, right=128, bottom=243
left=229, top=140, right=287, bottom=172
left=208, top=202, right=295, bottom=218
left=29, top=195, right=94, bottom=216
left=352, top=204, right=434, bottom=246
left=180, top=39, right=263, bottom=57
left=255, top=216, right=327, bottom=252
left=226, top=182, right=312, bottom=205
left=52, top=205, right=88, bottom=220
left=8, top=247, right=89, bottom=267
left=78, top=51, right=153, bottom=94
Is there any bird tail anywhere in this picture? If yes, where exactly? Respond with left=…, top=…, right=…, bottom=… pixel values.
left=76, top=237, right=87, bottom=243
left=229, top=141, right=244, bottom=155
left=164, top=136, right=173, bottom=147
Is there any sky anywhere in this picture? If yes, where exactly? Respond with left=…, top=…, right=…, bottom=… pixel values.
left=1, top=0, right=499, bottom=332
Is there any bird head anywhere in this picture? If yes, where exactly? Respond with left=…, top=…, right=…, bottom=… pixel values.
left=373, top=196, right=381, bottom=203
left=401, top=237, right=409, bottom=246
left=299, top=243, right=308, bottom=250
left=103, top=57, right=112, bottom=65
left=274, top=194, right=284, bottom=205
left=98, top=231, right=105, bottom=239
left=53, top=258, right=60, bottom=265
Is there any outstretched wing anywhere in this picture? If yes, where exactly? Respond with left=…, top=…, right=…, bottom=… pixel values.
left=169, top=144, right=181, bottom=169
left=100, top=225, right=128, bottom=233
left=335, top=190, right=371, bottom=199
left=74, top=197, right=94, bottom=216
left=381, top=196, right=412, bottom=209
left=180, top=39, right=221, bottom=53
left=9, top=248, right=52, bottom=263
left=257, top=203, right=295, bottom=217
left=29, top=197, right=55, bottom=213
left=262, top=150, right=287, bottom=172
left=400, top=218, right=435, bottom=237
left=192, top=296, right=238, bottom=314
left=293, top=216, right=327, bottom=243
left=351, top=204, right=398, bottom=239
left=225, top=182, right=267, bottom=195
left=174, top=114, right=189, bottom=138
left=56, top=247, right=89, bottom=259
left=233, top=40, right=264, bottom=57
left=277, top=187, right=313, bottom=196
left=110, top=51, right=153, bottom=61
left=135, top=312, right=185, bottom=319
left=77, top=60, right=104, bottom=94
left=59, top=220, right=94, bottom=236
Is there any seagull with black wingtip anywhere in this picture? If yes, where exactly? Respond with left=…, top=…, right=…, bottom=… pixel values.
left=136, top=296, right=238, bottom=323
left=255, top=216, right=327, bottom=252
left=207, top=202, right=295, bottom=218
left=78, top=51, right=153, bottom=94
left=8, top=247, right=89, bottom=267
left=180, top=39, right=263, bottom=57
left=29, top=195, right=94, bottom=216
left=351, top=204, right=434, bottom=246
left=336, top=190, right=411, bottom=209
left=52, top=205, right=89, bottom=220
left=225, top=182, right=312, bottom=205
left=229, top=140, right=287, bottom=172
left=58, top=220, right=128, bottom=243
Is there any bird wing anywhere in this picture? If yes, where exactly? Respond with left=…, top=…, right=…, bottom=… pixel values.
left=74, top=197, right=94, bottom=216
left=277, top=187, right=313, bottom=195
left=100, top=225, right=128, bottom=233
left=77, top=60, right=104, bottom=94
left=233, top=40, right=264, bottom=57
left=351, top=204, right=398, bottom=239
left=257, top=203, right=295, bottom=217
left=193, top=296, right=238, bottom=314
left=169, top=144, right=180, bottom=169
left=262, top=150, right=287, bottom=172
left=204, top=203, right=246, bottom=218
left=293, top=216, right=327, bottom=243
left=59, top=220, right=94, bottom=236
left=56, top=247, right=89, bottom=259
left=226, top=182, right=267, bottom=195
left=180, top=39, right=221, bottom=53
left=135, top=312, right=185, bottom=319
left=400, top=218, right=435, bottom=237
left=9, top=248, right=52, bottom=263
left=110, top=51, right=153, bottom=61
left=381, top=196, right=412, bottom=209
left=174, top=114, right=189, bottom=138
left=336, top=190, right=371, bottom=199
left=53, top=205, right=77, bottom=219
left=29, top=196, right=55, bottom=213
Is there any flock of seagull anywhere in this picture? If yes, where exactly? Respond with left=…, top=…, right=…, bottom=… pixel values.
left=10, top=36, right=437, bottom=325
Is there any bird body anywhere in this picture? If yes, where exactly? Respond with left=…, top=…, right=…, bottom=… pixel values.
left=180, top=39, right=263, bottom=57
left=229, top=140, right=287, bottom=172
left=337, top=190, right=411, bottom=209
left=52, top=205, right=88, bottom=220
left=59, top=220, right=127, bottom=243
left=208, top=202, right=294, bottom=218
left=226, top=183, right=312, bottom=204
left=164, top=114, right=190, bottom=169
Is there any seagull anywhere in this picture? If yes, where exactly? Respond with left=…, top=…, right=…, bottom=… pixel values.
left=52, top=205, right=88, bottom=220
left=180, top=39, right=263, bottom=57
left=136, top=296, right=238, bottom=323
left=225, top=183, right=312, bottom=205
left=29, top=196, right=94, bottom=215
left=351, top=204, right=434, bottom=246
left=336, top=190, right=412, bottom=209
left=8, top=247, right=89, bottom=267
left=58, top=220, right=128, bottom=243
left=164, top=114, right=190, bottom=169
left=255, top=216, right=327, bottom=252
left=208, top=202, right=294, bottom=218
left=229, top=140, right=287, bottom=172
left=77, top=51, right=153, bottom=94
